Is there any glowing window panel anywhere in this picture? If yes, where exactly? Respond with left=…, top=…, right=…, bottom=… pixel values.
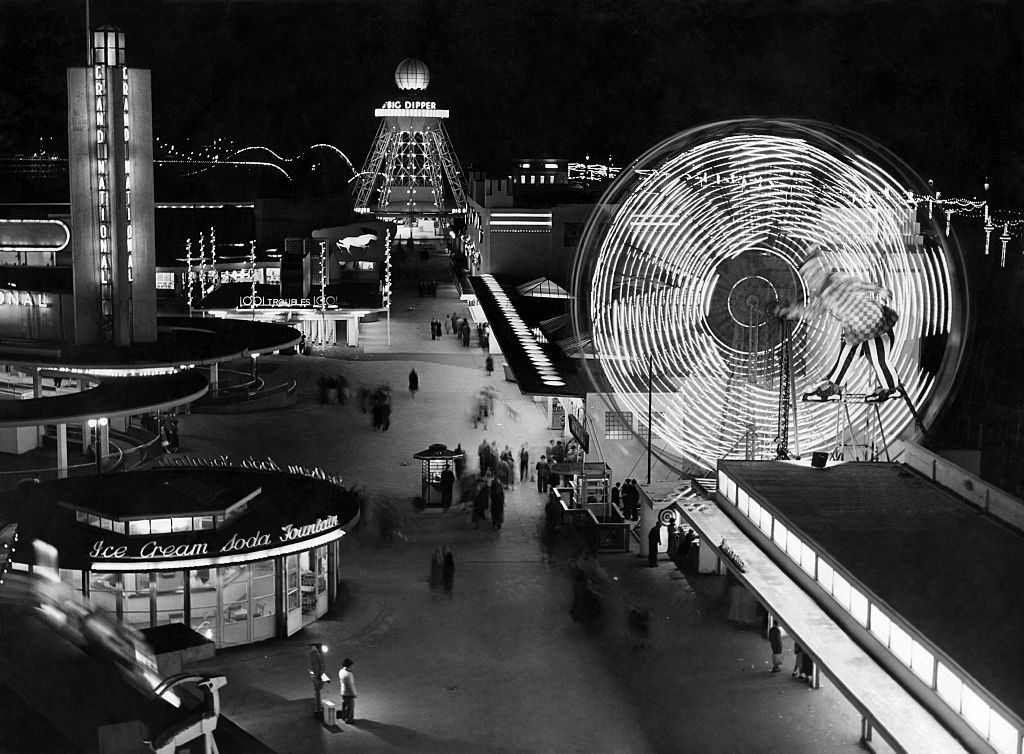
left=889, top=622, right=913, bottom=666
left=816, top=558, right=834, bottom=593
left=574, top=120, right=968, bottom=468
left=758, top=506, right=772, bottom=535
left=783, top=522, right=803, bottom=562
left=737, top=488, right=749, bottom=516
left=748, top=499, right=762, bottom=525
left=772, top=520, right=788, bottom=550
left=909, top=640, right=935, bottom=686
left=849, top=587, right=869, bottom=626
left=936, top=662, right=962, bottom=710
left=832, top=571, right=851, bottom=610
left=799, top=542, right=816, bottom=576
left=869, top=603, right=890, bottom=645
left=961, top=685, right=990, bottom=737
left=989, top=710, right=1018, bottom=754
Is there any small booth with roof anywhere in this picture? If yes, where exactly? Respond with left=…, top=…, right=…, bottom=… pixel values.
left=413, top=444, right=465, bottom=509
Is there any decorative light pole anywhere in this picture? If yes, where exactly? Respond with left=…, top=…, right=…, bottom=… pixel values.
left=319, top=240, right=328, bottom=355
left=209, top=226, right=217, bottom=291
left=197, top=231, right=207, bottom=305
left=185, top=238, right=194, bottom=316
left=248, top=239, right=257, bottom=320
left=384, top=229, right=393, bottom=345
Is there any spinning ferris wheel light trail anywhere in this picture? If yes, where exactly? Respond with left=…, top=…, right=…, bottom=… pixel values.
left=572, top=119, right=969, bottom=472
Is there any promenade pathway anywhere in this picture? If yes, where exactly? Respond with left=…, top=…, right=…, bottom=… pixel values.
left=170, top=246, right=868, bottom=753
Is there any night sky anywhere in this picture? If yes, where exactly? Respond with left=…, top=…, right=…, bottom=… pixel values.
left=1, top=0, right=1021, bottom=200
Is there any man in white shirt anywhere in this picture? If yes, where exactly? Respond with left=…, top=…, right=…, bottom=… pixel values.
left=338, top=658, right=357, bottom=723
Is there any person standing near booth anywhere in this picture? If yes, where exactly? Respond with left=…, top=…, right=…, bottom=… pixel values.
left=338, top=658, right=357, bottom=724
left=439, top=464, right=455, bottom=510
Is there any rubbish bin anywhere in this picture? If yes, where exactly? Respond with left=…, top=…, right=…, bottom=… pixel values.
left=323, top=699, right=337, bottom=726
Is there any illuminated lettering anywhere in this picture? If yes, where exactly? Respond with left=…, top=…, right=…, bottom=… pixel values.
left=279, top=515, right=340, bottom=542
left=139, top=541, right=208, bottom=559
left=221, top=531, right=272, bottom=553
left=0, top=289, right=51, bottom=308
left=89, top=540, right=128, bottom=559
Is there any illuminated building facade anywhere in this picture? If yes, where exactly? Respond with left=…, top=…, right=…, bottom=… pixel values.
left=353, top=59, right=468, bottom=220
left=68, top=25, right=157, bottom=346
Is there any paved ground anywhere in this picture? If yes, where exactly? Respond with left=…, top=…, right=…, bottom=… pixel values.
left=161, top=245, right=868, bottom=753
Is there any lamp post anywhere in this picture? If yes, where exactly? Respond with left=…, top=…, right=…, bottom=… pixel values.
left=88, top=417, right=107, bottom=474
left=308, top=643, right=330, bottom=717
left=250, top=353, right=259, bottom=382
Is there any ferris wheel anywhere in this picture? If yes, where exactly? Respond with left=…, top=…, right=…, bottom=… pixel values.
left=571, top=119, right=969, bottom=471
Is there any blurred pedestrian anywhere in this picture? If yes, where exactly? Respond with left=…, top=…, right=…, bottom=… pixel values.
left=428, top=546, right=444, bottom=598
left=519, top=444, right=530, bottom=482
left=792, top=642, right=805, bottom=679
left=338, top=658, right=357, bottom=724
left=489, top=478, right=505, bottom=530
left=769, top=620, right=783, bottom=672
left=628, top=604, right=651, bottom=649
left=611, top=482, right=621, bottom=511
left=545, top=489, right=560, bottom=536
left=484, top=355, right=494, bottom=376
left=454, top=443, right=466, bottom=478
left=472, top=478, right=490, bottom=529
left=444, top=315, right=452, bottom=334
left=442, top=547, right=455, bottom=598
left=408, top=368, right=419, bottom=397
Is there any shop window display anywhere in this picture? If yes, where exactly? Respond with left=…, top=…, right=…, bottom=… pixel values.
left=220, top=564, right=250, bottom=646
left=89, top=572, right=118, bottom=614
left=190, top=567, right=220, bottom=643
left=122, top=572, right=152, bottom=629
left=154, top=571, right=185, bottom=626
left=251, top=559, right=276, bottom=642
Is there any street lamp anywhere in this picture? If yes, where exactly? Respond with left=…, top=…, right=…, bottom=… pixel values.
left=88, top=418, right=108, bottom=474
left=250, top=352, right=259, bottom=381
left=308, top=643, right=330, bottom=717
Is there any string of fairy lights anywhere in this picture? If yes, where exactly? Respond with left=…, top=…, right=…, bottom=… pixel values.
left=906, top=191, right=1024, bottom=267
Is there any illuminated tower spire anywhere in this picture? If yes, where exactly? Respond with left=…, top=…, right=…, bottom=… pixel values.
left=67, top=25, right=157, bottom=345
left=353, top=59, right=468, bottom=220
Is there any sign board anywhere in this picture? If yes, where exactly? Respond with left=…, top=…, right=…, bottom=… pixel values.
left=568, top=414, right=590, bottom=454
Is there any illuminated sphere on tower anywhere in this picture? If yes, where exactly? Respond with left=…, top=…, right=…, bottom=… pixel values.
left=395, top=58, right=430, bottom=91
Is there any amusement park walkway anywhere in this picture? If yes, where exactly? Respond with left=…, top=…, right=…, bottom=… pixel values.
left=169, top=247, right=868, bottom=753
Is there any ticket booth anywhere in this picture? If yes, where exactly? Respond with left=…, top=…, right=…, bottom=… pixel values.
left=413, top=444, right=465, bottom=508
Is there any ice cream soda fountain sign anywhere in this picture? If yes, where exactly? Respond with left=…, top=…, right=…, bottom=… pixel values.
left=89, top=515, right=340, bottom=562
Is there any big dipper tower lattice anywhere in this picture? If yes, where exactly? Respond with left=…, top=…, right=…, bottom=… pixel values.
left=353, top=59, right=468, bottom=221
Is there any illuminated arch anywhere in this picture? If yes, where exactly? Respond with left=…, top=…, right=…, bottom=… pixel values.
left=572, top=119, right=968, bottom=470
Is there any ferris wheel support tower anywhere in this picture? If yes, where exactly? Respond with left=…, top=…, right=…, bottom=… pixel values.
left=353, top=59, right=468, bottom=222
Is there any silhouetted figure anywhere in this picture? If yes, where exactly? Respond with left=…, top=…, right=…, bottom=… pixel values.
left=439, top=464, right=455, bottom=509
left=442, top=548, right=455, bottom=598
left=648, top=523, right=662, bottom=567
left=408, top=369, right=419, bottom=397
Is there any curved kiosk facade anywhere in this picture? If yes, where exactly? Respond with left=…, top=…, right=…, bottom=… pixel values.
left=3, top=465, right=360, bottom=648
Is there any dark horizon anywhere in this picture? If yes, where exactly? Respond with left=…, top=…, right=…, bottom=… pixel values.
left=0, top=0, right=1021, bottom=202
